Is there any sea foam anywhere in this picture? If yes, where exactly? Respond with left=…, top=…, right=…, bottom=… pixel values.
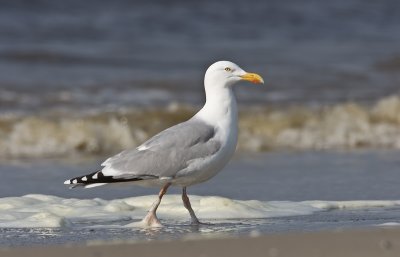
left=0, top=194, right=399, bottom=228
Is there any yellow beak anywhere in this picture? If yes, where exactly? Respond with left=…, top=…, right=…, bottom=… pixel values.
left=240, top=72, right=264, bottom=84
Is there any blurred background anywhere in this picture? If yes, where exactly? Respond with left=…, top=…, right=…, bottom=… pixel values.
left=0, top=0, right=400, bottom=199
left=1, top=0, right=400, bottom=110
left=1, top=0, right=400, bottom=158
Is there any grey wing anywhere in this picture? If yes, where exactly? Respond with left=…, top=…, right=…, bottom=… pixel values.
left=101, top=119, right=221, bottom=179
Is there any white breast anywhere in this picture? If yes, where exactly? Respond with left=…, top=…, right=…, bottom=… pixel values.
left=173, top=87, right=239, bottom=186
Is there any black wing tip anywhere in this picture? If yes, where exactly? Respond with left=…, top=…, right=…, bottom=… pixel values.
left=64, top=170, right=101, bottom=186
left=64, top=170, right=157, bottom=187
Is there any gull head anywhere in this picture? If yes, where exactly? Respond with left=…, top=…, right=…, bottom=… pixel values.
left=204, top=61, right=264, bottom=88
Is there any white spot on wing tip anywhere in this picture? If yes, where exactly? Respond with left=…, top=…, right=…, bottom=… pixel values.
left=64, top=180, right=71, bottom=185
left=72, top=179, right=78, bottom=184
left=92, top=173, right=98, bottom=179
left=82, top=176, right=87, bottom=181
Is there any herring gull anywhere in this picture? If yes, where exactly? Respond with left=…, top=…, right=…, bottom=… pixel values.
left=64, top=61, right=264, bottom=226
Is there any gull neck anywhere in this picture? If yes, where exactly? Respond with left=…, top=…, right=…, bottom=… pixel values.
left=195, top=81, right=238, bottom=126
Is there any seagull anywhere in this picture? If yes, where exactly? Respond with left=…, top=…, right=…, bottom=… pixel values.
left=64, top=61, right=264, bottom=227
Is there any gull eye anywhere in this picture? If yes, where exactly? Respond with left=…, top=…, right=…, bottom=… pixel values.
left=224, top=67, right=232, bottom=72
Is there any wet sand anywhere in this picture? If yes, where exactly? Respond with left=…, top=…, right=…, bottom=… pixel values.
left=1, top=228, right=399, bottom=257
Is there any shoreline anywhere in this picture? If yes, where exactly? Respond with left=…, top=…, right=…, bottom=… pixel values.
left=1, top=228, right=399, bottom=257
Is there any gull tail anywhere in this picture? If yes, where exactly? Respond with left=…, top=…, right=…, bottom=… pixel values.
left=63, top=170, right=157, bottom=189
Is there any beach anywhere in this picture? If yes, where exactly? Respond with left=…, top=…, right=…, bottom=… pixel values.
left=2, top=228, right=399, bottom=257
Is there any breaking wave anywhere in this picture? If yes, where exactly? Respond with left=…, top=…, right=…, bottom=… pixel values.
left=1, top=95, right=400, bottom=158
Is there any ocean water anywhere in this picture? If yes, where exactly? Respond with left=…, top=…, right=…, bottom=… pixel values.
left=0, top=0, right=400, bottom=114
left=1, top=151, right=400, bottom=246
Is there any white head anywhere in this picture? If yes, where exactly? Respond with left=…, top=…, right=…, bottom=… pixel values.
left=204, top=60, right=264, bottom=88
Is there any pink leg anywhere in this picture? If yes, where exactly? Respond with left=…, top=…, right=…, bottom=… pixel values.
left=141, top=183, right=171, bottom=227
left=182, top=187, right=202, bottom=225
